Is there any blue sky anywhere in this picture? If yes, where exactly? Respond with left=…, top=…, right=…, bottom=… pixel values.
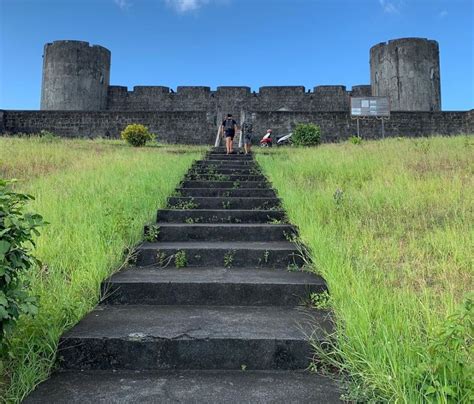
left=0, top=0, right=473, bottom=110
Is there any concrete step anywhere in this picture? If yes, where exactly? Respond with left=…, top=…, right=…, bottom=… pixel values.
left=190, top=167, right=261, bottom=175
left=185, top=174, right=266, bottom=181
left=167, top=196, right=280, bottom=210
left=175, top=187, right=276, bottom=198
left=58, top=305, right=331, bottom=370
left=102, top=267, right=326, bottom=306
left=25, top=370, right=342, bottom=403
left=193, top=160, right=256, bottom=167
left=145, top=223, right=296, bottom=242
left=207, top=155, right=253, bottom=160
left=136, top=241, right=304, bottom=268
left=156, top=209, right=287, bottom=224
left=181, top=180, right=268, bottom=189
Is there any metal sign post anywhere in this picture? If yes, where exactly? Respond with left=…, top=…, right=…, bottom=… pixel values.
left=214, top=112, right=223, bottom=147
left=239, top=110, right=245, bottom=149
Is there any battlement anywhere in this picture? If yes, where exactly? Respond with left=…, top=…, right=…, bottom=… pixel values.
left=106, top=85, right=356, bottom=112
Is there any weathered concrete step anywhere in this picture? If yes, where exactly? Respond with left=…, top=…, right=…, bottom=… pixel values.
left=192, top=159, right=258, bottom=167
left=207, top=155, right=253, bottom=160
left=25, top=370, right=342, bottom=403
left=190, top=167, right=261, bottom=175
left=146, top=223, right=296, bottom=242
left=181, top=180, right=268, bottom=189
left=185, top=174, right=266, bottom=181
left=168, top=196, right=280, bottom=210
left=58, top=305, right=330, bottom=370
left=156, top=209, right=286, bottom=224
left=102, top=267, right=326, bottom=306
left=175, top=187, right=276, bottom=197
left=136, top=241, right=304, bottom=268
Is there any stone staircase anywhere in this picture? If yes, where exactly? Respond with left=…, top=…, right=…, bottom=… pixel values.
left=26, top=148, right=341, bottom=403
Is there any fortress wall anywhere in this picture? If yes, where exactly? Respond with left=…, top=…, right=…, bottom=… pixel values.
left=249, top=110, right=472, bottom=142
left=1, top=110, right=471, bottom=144
left=0, top=110, right=215, bottom=144
left=105, top=85, right=353, bottom=112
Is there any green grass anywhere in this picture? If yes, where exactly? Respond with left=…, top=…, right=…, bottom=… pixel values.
left=0, top=137, right=205, bottom=402
left=256, top=136, right=473, bottom=403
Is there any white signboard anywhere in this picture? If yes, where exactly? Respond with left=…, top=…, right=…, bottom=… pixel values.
left=351, top=97, right=390, bottom=117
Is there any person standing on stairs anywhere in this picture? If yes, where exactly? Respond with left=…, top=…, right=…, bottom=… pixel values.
left=242, top=120, right=253, bottom=154
left=221, top=113, right=238, bottom=155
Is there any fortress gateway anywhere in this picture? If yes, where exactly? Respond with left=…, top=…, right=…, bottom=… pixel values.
left=1, top=38, right=472, bottom=142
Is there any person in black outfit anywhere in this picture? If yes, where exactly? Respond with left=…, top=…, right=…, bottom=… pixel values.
left=221, top=114, right=238, bottom=155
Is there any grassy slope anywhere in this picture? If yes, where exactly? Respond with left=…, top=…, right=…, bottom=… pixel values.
left=0, top=138, right=204, bottom=402
left=257, top=136, right=473, bottom=403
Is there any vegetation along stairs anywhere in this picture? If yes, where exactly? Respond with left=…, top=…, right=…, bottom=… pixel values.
left=26, top=148, right=341, bottom=403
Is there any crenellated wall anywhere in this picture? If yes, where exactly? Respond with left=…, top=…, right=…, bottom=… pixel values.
left=105, top=85, right=368, bottom=113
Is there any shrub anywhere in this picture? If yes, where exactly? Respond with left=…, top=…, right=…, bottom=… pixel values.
left=0, top=180, right=45, bottom=351
left=292, top=123, right=322, bottom=146
left=349, top=135, right=362, bottom=145
left=121, top=124, right=154, bottom=147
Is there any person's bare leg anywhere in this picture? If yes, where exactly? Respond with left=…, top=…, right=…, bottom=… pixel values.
left=244, top=144, right=249, bottom=154
left=226, top=137, right=231, bottom=154
left=229, top=137, right=233, bottom=154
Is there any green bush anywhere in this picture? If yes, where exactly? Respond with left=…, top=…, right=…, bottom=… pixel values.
left=349, top=135, right=362, bottom=145
left=121, top=124, right=154, bottom=147
left=0, top=180, right=45, bottom=351
left=292, top=123, right=322, bottom=146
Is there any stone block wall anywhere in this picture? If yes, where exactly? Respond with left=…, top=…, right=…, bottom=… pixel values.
left=1, top=109, right=471, bottom=144
left=248, top=110, right=473, bottom=142
left=0, top=111, right=216, bottom=144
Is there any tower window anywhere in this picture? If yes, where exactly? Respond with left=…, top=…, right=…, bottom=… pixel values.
left=430, top=68, right=435, bottom=80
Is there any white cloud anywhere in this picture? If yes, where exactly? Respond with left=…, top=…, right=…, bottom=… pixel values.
left=115, top=0, right=131, bottom=10
left=379, top=0, right=401, bottom=14
left=165, top=0, right=211, bottom=13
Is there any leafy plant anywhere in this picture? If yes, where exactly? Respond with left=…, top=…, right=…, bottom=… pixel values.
left=121, top=124, right=154, bottom=147
left=349, top=135, right=362, bottom=145
left=174, top=250, right=187, bottom=268
left=224, top=250, right=235, bottom=268
left=144, top=225, right=160, bottom=242
left=309, top=291, right=331, bottom=309
left=415, top=295, right=474, bottom=403
left=0, top=180, right=45, bottom=348
left=292, top=123, right=321, bottom=146
left=169, top=199, right=198, bottom=210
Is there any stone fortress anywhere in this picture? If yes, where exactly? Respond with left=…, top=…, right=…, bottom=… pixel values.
left=1, top=37, right=471, bottom=143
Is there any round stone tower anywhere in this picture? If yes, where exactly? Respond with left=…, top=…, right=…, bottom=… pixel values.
left=40, top=40, right=111, bottom=110
left=370, top=38, right=441, bottom=111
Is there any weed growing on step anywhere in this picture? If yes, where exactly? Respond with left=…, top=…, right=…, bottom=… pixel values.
left=144, top=225, right=160, bottom=242
left=224, top=250, right=235, bottom=268
left=169, top=199, right=198, bottom=210
left=308, top=291, right=331, bottom=310
left=257, top=136, right=473, bottom=402
left=174, top=250, right=187, bottom=268
left=287, top=262, right=300, bottom=272
left=232, top=180, right=241, bottom=189
left=222, top=201, right=231, bottom=209
left=267, top=217, right=283, bottom=224
left=263, top=250, right=270, bottom=264
left=156, top=251, right=169, bottom=267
